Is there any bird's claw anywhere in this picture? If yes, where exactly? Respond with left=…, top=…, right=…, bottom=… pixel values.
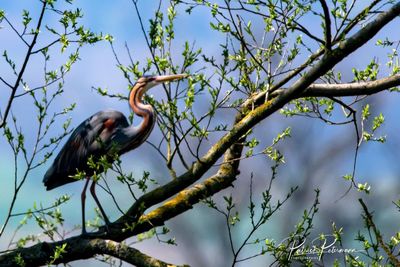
left=80, top=228, right=96, bottom=238
left=97, top=219, right=111, bottom=234
left=80, top=228, right=108, bottom=238
left=81, top=231, right=97, bottom=238
left=80, top=222, right=110, bottom=238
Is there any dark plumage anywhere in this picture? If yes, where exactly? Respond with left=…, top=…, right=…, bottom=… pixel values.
left=43, top=110, right=129, bottom=190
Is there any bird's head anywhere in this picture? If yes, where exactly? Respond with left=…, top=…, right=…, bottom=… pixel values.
left=135, top=74, right=188, bottom=93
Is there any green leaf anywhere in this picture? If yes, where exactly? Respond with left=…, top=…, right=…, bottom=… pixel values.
left=22, top=10, right=32, bottom=27
left=361, top=104, right=370, bottom=120
left=372, top=113, right=384, bottom=131
left=0, top=10, right=5, bottom=22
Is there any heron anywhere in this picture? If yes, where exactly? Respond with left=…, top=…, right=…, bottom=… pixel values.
left=43, top=74, right=187, bottom=234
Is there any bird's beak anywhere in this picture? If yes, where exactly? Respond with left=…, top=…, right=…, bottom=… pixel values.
left=154, top=74, right=188, bottom=83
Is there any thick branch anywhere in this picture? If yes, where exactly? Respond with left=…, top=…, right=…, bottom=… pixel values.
left=269, top=74, right=400, bottom=98
left=94, top=240, right=189, bottom=267
left=0, top=238, right=187, bottom=267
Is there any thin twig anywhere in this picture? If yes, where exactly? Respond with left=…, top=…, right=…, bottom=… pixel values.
left=319, top=0, right=332, bottom=50
left=0, top=77, right=13, bottom=89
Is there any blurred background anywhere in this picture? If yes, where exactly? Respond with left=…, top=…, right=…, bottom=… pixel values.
left=0, top=1, right=399, bottom=266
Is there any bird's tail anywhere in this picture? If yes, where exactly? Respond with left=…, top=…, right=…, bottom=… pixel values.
left=43, top=166, right=62, bottom=190
left=43, top=166, right=78, bottom=190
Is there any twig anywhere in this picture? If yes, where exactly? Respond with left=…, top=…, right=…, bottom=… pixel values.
left=359, top=199, right=400, bottom=266
left=2, top=16, right=29, bottom=46
left=319, top=0, right=332, bottom=50
left=0, top=77, right=13, bottom=89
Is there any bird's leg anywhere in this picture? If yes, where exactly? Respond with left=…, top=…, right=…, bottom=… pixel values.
left=81, top=176, right=91, bottom=235
left=89, top=180, right=111, bottom=231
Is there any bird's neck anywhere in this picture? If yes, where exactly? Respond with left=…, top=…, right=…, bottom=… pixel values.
left=130, top=84, right=153, bottom=117
left=128, top=84, right=156, bottom=145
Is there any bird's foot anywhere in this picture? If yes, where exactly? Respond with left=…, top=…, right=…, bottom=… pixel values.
left=81, top=231, right=102, bottom=238
left=80, top=223, right=105, bottom=237
left=101, top=215, right=112, bottom=231
left=80, top=221, right=111, bottom=237
left=80, top=228, right=91, bottom=237
left=98, top=220, right=111, bottom=234
left=81, top=228, right=107, bottom=238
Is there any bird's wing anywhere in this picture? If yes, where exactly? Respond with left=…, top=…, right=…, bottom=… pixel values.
left=43, top=110, right=128, bottom=190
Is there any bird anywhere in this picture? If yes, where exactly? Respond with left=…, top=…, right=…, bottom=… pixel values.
left=43, top=74, right=188, bottom=234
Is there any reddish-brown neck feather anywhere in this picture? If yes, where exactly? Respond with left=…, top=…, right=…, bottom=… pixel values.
left=128, top=83, right=155, bottom=145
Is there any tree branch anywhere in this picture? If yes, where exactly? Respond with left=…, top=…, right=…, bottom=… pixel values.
left=0, top=1, right=47, bottom=128
left=0, top=238, right=188, bottom=267
left=319, top=0, right=332, bottom=50
left=0, top=77, right=13, bottom=89
left=269, top=74, right=400, bottom=98
left=94, top=240, right=189, bottom=267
